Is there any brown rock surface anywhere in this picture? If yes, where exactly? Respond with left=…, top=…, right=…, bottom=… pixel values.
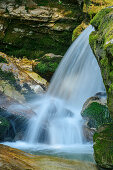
left=0, top=144, right=98, bottom=170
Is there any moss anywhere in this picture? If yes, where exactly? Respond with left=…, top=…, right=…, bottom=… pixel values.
left=90, top=8, right=113, bottom=28
left=0, top=0, right=84, bottom=59
left=82, top=102, right=112, bottom=128
left=33, top=55, right=62, bottom=81
left=93, top=123, right=113, bottom=169
left=83, top=0, right=113, bottom=20
left=89, top=7, right=113, bottom=169
left=0, top=19, right=74, bottom=59
left=89, top=7, right=113, bottom=119
left=72, top=21, right=89, bottom=41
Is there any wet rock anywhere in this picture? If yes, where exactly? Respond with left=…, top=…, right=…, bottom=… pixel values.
left=0, top=80, right=25, bottom=103
left=0, top=91, right=36, bottom=141
left=0, top=144, right=98, bottom=170
left=81, top=95, right=112, bottom=142
left=0, top=52, right=47, bottom=101
left=83, top=125, right=96, bottom=142
left=0, top=91, right=35, bottom=117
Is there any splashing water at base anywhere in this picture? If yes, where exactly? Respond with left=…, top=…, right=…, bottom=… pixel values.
left=3, top=26, right=105, bottom=162
left=25, top=25, right=105, bottom=145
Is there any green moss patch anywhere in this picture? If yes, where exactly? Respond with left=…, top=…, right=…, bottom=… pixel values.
left=82, top=102, right=112, bottom=128
left=0, top=19, right=74, bottom=59
left=33, top=55, right=62, bottom=81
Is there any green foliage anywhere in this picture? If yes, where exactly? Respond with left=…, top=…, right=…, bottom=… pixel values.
left=82, top=102, right=112, bottom=128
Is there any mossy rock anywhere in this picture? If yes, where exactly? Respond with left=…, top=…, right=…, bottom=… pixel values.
left=72, top=21, right=89, bottom=41
left=93, top=123, right=113, bottom=169
left=33, top=54, right=62, bottom=81
left=89, top=7, right=113, bottom=119
left=82, top=102, right=112, bottom=129
left=0, top=115, right=10, bottom=141
left=0, top=0, right=84, bottom=59
left=0, top=68, right=21, bottom=91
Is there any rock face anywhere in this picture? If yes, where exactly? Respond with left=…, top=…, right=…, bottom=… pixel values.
left=0, top=144, right=98, bottom=170
left=89, top=7, right=113, bottom=169
left=0, top=0, right=83, bottom=59
left=89, top=7, right=113, bottom=120
left=0, top=52, right=47, bottom=101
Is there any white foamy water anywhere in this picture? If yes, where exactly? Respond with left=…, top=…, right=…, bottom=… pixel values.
left=25, top=25, right=105, bottom=145
left=3, top=25, right=105, bottom=161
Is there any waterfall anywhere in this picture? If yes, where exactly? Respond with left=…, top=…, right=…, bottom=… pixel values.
left=25, top=25, right=105, bottom=145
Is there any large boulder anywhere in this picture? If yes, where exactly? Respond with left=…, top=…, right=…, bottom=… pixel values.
left=81, top=94, right=112, bottom=142
left=81, top=95, right=111, bottom=129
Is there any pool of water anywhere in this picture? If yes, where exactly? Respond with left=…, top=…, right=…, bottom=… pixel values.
left=2, top=141, right=95, bottom=163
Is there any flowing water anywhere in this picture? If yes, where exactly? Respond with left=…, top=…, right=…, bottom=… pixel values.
left=3, top=25, right=105, bottom=162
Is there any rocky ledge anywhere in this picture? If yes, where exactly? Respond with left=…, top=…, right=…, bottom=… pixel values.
left=0, top=0, right=83, bottom=59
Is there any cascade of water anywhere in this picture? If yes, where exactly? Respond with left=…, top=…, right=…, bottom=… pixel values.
left=25, top=25, right=105, bottom=145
